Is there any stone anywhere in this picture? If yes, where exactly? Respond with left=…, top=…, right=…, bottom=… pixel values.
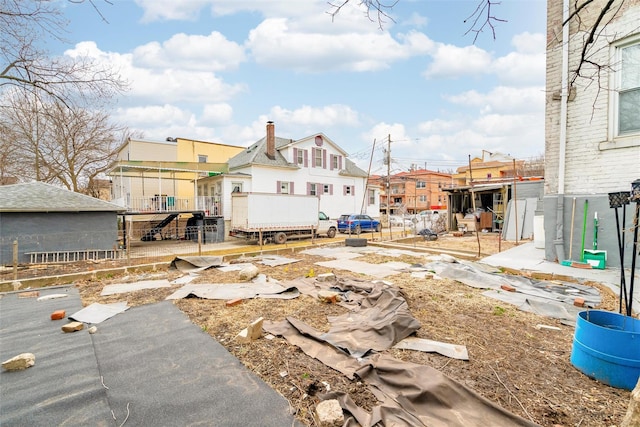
left=500, top=284, right=516, bottom=292
left=50, top=310, right=66, bottom=320
left=2, top=353, right=35, bottom=371
left=236, top=317, right=264, bottom=343
left=88, top=326, right=98, bottom=334
left=239, top=264, right=259, bottom=281
left=62, top=321, right=84, bottom=333
left=318, top=290, right=341, bottom=304
left=316, top=399, right=344, bottom=427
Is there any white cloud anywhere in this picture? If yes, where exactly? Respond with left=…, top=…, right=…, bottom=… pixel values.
left=445, top=86, right=545, bottom=114
left=134, top=0, right=210, bottom=22
left=269, top=104, right=360, bottom=127
left=114, top=104, right=193, bottom=128
left=423, top=44, right=493, bottom=78
left=511, top=32, right=546, bottom=55
left=64, top=42, right=246, bottom=104
left=246, top=18, right=424, bottom=72
left=492, top=52, right=546, bottom=86
left=132, top=32, right=246, bottom=71
left=201, top=103, right=233, bottom=125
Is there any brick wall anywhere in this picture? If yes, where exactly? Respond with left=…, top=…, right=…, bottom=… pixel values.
left=545, top=0, right=640, bottom=195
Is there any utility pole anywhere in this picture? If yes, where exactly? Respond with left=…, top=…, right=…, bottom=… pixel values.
left=386, top=134, right=392, bottom=240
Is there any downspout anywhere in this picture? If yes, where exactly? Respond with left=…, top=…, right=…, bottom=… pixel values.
left=554, top=0, right=570, bottom=262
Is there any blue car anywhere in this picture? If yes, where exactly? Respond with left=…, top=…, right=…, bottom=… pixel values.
left=337, top=214, right=381, bottom=234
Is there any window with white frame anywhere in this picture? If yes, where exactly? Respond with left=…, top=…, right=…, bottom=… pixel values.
left=618, top=42, right=640, bottom=135
left=368, top=189, right=376, bottom=205
left=232, top=182, right=242, bottom=193
left=314, top=149, right=323, bottom=167
left=419, top=195, right=427, bottom=202
left=280, top=181, right=290, bottom=194
left=198, top=154, right=208, bottom=163
left=416, top=181, right=426, bottom=188
left=309, top=183, right=317, bottom=196
left=332, top=155, right=339, bottom=170
left=297, top=149, right=304, bottom=165
left=613, top=40, right=640, bottom=137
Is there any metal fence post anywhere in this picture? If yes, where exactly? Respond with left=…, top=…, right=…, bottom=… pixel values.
left=13, top=240, right=18, bottom=281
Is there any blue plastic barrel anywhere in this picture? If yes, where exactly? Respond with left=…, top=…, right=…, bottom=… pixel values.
left=570, top=310, right=640, bottom=390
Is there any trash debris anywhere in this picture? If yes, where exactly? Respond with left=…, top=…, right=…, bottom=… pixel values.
left=37, top=294, right=68, bottom=301
left=393, top=337, right=469, bottom=360
left=534, top=324, right=561, bottom=331
left=88, top=326, right=98, bottom=334
left=2, top=353, right=35, bottom=371
left=69, top=302, right=129, bottom=324
left=62, top=321, right=84, bottom=333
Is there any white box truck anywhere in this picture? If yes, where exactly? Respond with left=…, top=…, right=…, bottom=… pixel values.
left=228, top=193, right=337, bottom=244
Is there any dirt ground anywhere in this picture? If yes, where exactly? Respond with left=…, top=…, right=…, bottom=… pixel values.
left=75, top=232, right=631, bottom=427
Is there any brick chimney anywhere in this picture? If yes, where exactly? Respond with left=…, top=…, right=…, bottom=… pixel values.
left=266, top=121, right=275, bottom=160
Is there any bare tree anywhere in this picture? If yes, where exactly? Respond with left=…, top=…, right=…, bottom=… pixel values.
left=0, top=0, right=126, bottom=108
left=2, top=91, right=127, bottom=192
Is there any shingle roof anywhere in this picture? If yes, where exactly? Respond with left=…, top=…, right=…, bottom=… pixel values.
left=227, top=137, right=296, bottom=170
left=0, top=182, right=125, bottom=213
left=341, top=158, right=369, bottom=177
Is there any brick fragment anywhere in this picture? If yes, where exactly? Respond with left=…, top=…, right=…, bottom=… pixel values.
left=225, top=298, right=243, bottom=307
left=500, top=284, right=516, bottom=292
left=50, top=310, right=66, bottom=321
left=574, top=298, right=585, bottom=307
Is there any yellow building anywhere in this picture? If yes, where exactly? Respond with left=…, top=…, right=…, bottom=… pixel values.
left=108, top=137, right=243, bottom=213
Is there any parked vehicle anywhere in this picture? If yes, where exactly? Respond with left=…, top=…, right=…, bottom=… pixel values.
left=229, top=193, right=336, bottom=244
left=337, top=214, right=381, bottom=234
left=389, top=215, right=414, bottom=228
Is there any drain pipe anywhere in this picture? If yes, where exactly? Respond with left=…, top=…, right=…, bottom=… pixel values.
left=554, top=0, right=570, bottom=262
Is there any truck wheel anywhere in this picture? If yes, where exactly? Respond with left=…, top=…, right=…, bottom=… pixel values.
left=274, top=232, right=287, bottom=244
left=375, top=224, right=382, bottom=232
left=354, top=225, right=362, bottom=235
left=327, top=228, right=336, bottom=238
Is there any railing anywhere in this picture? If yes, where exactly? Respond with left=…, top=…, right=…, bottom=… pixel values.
left=113, top=196, right=222, bottom=215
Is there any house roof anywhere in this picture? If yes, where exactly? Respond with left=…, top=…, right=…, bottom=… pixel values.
left=0, top=182, right=126, bottom=213
left=227, top=136, right=296, bottom=170
left=228, top=133, right=368, bottom=178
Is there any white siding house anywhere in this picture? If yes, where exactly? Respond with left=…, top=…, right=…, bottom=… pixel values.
left=544, top=0, right=640, bottom=269
left=201, top=122, right=380, bottom=222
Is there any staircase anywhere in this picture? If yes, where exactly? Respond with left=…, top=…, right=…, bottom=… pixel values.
left=141, top=214, right=179, bottom=241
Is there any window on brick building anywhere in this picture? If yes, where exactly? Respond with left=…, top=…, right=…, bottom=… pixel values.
left=615, top=41, right=640, bottom=135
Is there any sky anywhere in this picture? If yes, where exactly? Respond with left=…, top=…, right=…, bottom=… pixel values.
left=54, top=0, right=547, bottom=175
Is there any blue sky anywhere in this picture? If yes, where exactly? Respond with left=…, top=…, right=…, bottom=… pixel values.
left=55, top=0, right=547, bottom=174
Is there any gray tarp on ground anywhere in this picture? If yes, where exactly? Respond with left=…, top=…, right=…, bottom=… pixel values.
left=169, top=255, right=224, bottom=272
left=100, top=279, right=172, bottom=296
left=422, top=259, right=600, bottom=323
left=264, top=318, right=538, bottom=427
left=69, top=301, right=129, bottom=324
left=0, top=287, right=301, bottom=426
left=0, top=287, right=113, bottom=426
left=165, top=282, right=300, bottom=300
